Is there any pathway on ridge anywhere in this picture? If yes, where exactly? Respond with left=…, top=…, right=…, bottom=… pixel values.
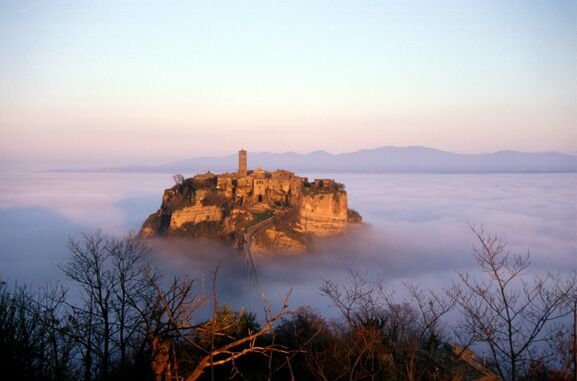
left=243, top=216, right=275, bottom=284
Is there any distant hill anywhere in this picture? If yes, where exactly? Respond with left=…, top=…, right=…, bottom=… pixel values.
left=74, top=146, right=577, bottom=173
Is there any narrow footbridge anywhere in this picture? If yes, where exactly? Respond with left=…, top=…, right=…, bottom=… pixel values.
left=243, top=216, right=275, bottom=284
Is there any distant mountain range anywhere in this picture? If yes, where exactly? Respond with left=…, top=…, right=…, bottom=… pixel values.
left=75, top=146, right=577, bottom=174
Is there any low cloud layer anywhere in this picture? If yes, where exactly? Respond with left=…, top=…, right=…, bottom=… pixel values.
left=0, top=172, right=575, bottom=314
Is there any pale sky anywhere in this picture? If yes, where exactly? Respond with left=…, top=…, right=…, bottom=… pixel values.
left=0, top=0, right=575, bottom=169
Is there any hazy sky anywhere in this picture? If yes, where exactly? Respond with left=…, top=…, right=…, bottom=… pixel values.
left=1, top=1, right=575, bottom=168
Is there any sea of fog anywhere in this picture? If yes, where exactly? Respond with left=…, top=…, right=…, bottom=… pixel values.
left=0, top=171, right=575, bottom=317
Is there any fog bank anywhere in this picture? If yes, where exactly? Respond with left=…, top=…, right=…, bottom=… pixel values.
left=0, top=172, right=574, bottom=314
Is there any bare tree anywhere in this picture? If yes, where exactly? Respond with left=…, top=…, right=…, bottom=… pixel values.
left=385, top=283, right=454, bottom=381
left=140, top=269, right=206, bottom=381
left=173, top=174, right=185, bottom=193
left=544, top=322, right=575, bottom=380
left=61, top=232, right=294, bottom=381
left=36, top=283, right=76, bottom=380
left=61, top=231, right=152, bottom=381
left=185, top=294, right=292, bottom=381
left=107, top=233, right=150, bottom=378
left=0, top=282, right=44, bottom=379
left=274, top=306, right=334, bottom=381
left=323, top=271, right=392, bottom=381
left=448, top=227, right=577, bottom=381
left=62, top=231, right=114, bottom=381
left=320, top=269, right=454, bottom=381
left=141, top=266, right=294, bottom=381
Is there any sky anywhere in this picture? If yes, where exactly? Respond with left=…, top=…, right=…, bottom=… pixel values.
left=0, top=0, right=575, bottom=169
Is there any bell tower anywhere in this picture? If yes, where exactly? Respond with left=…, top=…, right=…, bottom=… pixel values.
left=238, top=149, right=247, bottom=177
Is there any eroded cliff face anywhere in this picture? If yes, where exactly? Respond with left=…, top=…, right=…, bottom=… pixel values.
left=243, top=192, right=349, bottom=256
left=169, top=205, right=223, bottom=229
left=139, top=179, right=234, bottom=241
left=250, top=226, right=306, bottom=256
left=297, top=191, right=348, bottom=237
left=139, top=171, right=361, bottom=254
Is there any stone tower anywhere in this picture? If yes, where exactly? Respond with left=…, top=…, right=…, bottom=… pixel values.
left=238, top=149, right=247, bottom=177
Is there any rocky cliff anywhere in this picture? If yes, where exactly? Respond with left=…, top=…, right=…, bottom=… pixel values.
left=140, top=170, right=361, bottom=254
left=297, top=192, right=348, bottom=236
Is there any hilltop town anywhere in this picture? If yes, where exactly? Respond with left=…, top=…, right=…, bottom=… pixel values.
left=140, top=150, right=362, bottom=254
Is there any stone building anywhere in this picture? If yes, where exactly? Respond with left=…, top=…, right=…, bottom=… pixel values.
left=210, top=150, right=310, bottom=207
left=238, top=149, right=247, bottom=177
left=192, top=150, right=338, bottom=208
